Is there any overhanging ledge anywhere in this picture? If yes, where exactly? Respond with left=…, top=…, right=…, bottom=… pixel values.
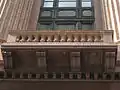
left=1, top=42, right=117, bottom=49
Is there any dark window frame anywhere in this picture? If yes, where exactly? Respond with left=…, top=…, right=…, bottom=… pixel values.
left=37, top=0, right=95, bottom=30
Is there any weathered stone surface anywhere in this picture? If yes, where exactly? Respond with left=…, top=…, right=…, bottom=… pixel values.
left=0, top=81, right=119, bottom=90
left=0, top=0, right=35, bottom=40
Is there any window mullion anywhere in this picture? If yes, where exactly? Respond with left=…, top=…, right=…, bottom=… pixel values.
left=78, top=22, right=82, bottom=30
left=53, top=0, right=57, bottom=8
left=79, top=8, right=82, bottom=18
left=76, top=22, right=79, bottom=30
left=52, top=21, right=56, bottom=30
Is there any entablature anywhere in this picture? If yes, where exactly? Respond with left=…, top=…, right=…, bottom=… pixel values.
left=1, top=42, right=117, bottom=50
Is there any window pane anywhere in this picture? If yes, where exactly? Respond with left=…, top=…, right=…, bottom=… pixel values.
left=38, top=23, right=52, bottom=30
left=82, top=10, right=92, bottom=16
left=58, top=11, right=76, bottom=16
left=82, top=0, right=91, bottom=1
left=44, top=2, right=53, bottom=7
left=45, top=0, right=54, bottom=1
left=41, top=11, right=51, bottom=16
left=56, top=24, right=75, bottom=30
left=70, top=52, right=81, bottom=72
left=82, top=2, right=91, bottom=7
left=105, top=52, right=115, bottom=72
left=59, top=0, right=76, bottom=1
left=82, top=24, right=93, bottom=30
left=82, top=0, right=92, bottom=7
left=59, top=2, right=76, bottom=7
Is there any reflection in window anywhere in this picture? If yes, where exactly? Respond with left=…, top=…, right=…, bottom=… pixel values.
left=82, top=0, right=92, bottom=7
left=36, top=52, right=47, bottom=72
left=59, top=2, right=76, bottom=7
left=58, top=11, right=76, bottom=16
left=59, top=0, right=76, bottom=2
left=82, top=10, right=92, bottom=16
left=41, top=11, right=51, bottom=16
left=37, top=23, right=52, bottom=30
left=43, top=2, right=53, bottom=7
left=56, top=24, right=75, bottom=30
left=82, top=24, right=93, bottom=30
left=45, top=0, right=54, bottom=1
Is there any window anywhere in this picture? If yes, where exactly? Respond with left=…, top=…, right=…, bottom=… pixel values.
left=37, top=22, right=52, bottom=30
left=56, top=22, right=76, bottom=30
left=70, top=52, right=81, bottom=72
left=57, top=24, right=75, bottom=30
left=37, top=0, right=94, bottom=30
left=82, top=10, right=92, bottom=16
left=82, top=23, right=93, bottom=30
left=58, top=11, right=76, bottom=16
left=43, top=0, right=54, bottom=7
left=59, top=2, right=76, bottom=7
left=58, top=0, right=76, bottom=7
left=4, top=52, right=13, bottom=69
left=105, top=52, right=115, bottom=72
left=41, top=11, right=51, bottom=17
left=82, top=0, right=92, bottom=7
left=36, top=52, right=47, bottom=71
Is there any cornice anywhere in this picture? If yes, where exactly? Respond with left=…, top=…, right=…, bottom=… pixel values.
left=1, top=42, right=117, bottom=50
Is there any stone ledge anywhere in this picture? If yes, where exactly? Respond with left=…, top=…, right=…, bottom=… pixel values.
left=1, top=42, right=117, bottom=49
left=7, top=30, right=114, bottom=43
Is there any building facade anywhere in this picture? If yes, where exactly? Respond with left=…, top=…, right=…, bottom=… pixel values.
left=0, top=0, right=120, bottom=90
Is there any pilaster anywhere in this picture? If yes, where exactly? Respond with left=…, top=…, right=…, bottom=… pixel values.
left=2, top=51, right=13, bottom=69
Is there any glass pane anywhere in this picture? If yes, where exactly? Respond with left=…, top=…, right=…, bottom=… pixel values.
left=82, top=24, right=93, bottom=30
left=41, top=11, right=51, bottom=16
left=44, top=2, right=53, bottom=7
left=58, top=11, right=75, bottom=16
left=82, top=10, right=92, bottom=16
left=82, top=2, right=91, bottom=7
left=82, top=0, right=91, bottom=1
left=38, top=24, right=52, bottom=30
left=56, top=24, right=75, bottom=30
left=45, top=0, right=54, bottom=1
left=59, top=0, right=76, bottom=1
left=59, top=2, right=76, bottom=7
